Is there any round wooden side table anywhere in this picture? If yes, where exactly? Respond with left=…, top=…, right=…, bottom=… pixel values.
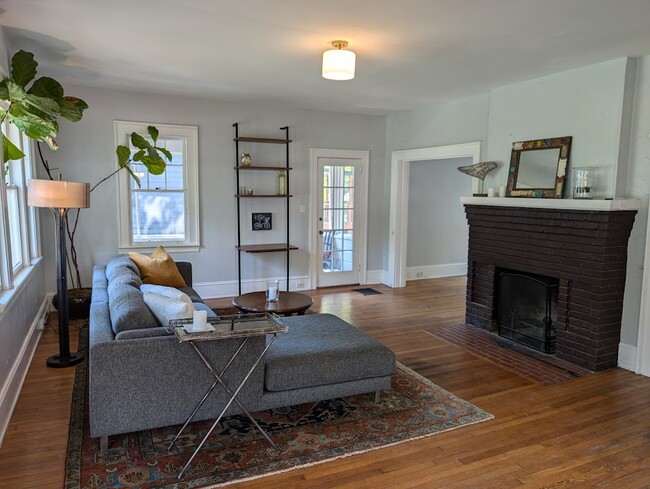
left=232, top=291, right=314, bottom=316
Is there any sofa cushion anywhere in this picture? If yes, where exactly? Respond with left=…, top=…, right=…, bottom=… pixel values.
left=108, top=266, right=142, bottom=288
left=106, top=255, right=140, bottom=281
left=129, top=246, right=187, bottom=287
left=143, top=290, right=195, bottom=328
left=178, top=286, right=202, bottom=303
left=107, top=282, right=159, bottom=334
left=264, top=314, right=395, bottom=392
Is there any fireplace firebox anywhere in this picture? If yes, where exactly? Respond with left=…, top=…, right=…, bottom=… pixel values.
left=498, top=271, right=559, bottom=354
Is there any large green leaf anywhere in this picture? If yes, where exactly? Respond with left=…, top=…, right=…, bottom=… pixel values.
left=44, top=136, right=58, bottom=150
left=58, top=96, right=88, bottom=122
left=155, top=146, right=172, bottom=162
left=28, top=77, right=64, bottom=100
left=140, top=150, right=166, bottom=175
left=130, top=132, right=150, bottom=150
left=11, top=50, right=37, bottom=88
left=132, top=149, right=146, bottom=162
left=116, top=145, right=131, bottom=167
left=147, top=126, right=159, bottom=145
left=24, top=92, right=60, bottom=118
left=5, top=79, right=27, bottom=103
left=7, top=107, right=57, bottom=141
left=2, top=134, right=25, bottom=161
left=0, top=80, right=9, bottom=100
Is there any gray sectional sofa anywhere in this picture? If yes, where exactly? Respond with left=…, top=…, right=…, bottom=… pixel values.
left=89, top=255, right=395, bottom=446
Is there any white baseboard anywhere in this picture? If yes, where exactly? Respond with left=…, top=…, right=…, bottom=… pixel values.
left=194, top=275, right=311, bottom=299
left=618, top=342, right=637, bottom=371
left=0, top=297, right=49, bottom=447
left=406, top=263, right=467, bottom=281
left=365, top=269, right=387, bottom=285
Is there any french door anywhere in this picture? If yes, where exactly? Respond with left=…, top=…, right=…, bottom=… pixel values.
left=311, top=149, right=368, bottom=288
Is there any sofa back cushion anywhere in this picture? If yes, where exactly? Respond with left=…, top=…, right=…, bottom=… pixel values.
left=107, top=282, right=159, bottom=335
left=106, top=255, right=140, bottom=281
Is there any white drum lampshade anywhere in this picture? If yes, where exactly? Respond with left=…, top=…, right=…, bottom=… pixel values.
left=28, top=179, right=90, bottom=209
left=322, top=40, right=356, bottom=81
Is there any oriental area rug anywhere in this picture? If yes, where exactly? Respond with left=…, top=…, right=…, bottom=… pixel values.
left=65, top=331, right=493, bottom=489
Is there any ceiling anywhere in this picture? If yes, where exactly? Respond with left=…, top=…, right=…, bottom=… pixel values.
left=2, top=0, right=650, bottom=115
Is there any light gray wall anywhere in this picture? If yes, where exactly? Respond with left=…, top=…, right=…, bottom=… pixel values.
left=623, top=55, right=650, bottom=346
left=406, top=157, right=472, bottom=267
left=41, top=86, right=387, bottom=290
left=485, top=58, right=630, bottom=198
left=385, top=93, right=490, bottom=270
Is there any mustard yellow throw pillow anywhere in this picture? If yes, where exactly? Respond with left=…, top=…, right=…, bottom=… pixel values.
left=129, top=246, right=187, bottom=287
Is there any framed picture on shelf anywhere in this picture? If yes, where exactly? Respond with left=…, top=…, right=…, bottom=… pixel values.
left=252, top=212, right=272, bottom=231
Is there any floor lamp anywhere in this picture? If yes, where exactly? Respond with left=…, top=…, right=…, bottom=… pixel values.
left=28, top=178, right=90, bottom=368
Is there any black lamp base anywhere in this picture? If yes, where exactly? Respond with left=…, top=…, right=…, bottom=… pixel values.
left=47, top=352, right=84, bottom=368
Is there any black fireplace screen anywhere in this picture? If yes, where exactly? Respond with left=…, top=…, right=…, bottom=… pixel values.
left=498, top=271, right=559, bottom=354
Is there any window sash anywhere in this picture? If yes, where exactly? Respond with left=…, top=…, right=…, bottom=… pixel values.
left=115, top=121, right=200, bottom=252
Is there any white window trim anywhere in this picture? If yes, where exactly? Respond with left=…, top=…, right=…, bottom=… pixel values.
left=114, top=121, right=200, bottom=253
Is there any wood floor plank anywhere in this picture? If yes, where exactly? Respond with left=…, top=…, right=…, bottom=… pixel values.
left=2, top=276, right=650, bottom=488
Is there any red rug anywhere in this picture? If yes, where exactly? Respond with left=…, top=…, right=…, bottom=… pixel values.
left=65, top=329, right=492, bottom=488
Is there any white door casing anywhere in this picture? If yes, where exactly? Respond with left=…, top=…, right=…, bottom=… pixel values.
left=387, top=142, right=481, bottom=288
left=310, top=149, right=369, bottom=289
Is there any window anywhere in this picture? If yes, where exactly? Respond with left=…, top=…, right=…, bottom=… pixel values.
left=115, top=121, right=200, bottom=252
left=0, top=120, right=39, bottom=296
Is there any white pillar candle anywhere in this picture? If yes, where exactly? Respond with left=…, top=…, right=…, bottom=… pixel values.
left=192, top=309, right=208, bottom=331
left=499, top=186, right=506, bottom=198
left=267, top=286, right=278, bottom=301
left=487, top=187, right=495, bottom=198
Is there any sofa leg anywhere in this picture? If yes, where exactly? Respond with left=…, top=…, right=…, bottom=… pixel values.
left=374, top=390, right=381, bottom=403
left=100, top=435, right=108, bottom=454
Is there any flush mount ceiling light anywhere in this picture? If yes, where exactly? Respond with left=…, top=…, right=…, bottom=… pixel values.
left=322, top=40, right=356, bottom=81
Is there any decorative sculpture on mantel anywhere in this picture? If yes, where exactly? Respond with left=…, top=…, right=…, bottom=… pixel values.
left=457, top=161, right=498, bottom=196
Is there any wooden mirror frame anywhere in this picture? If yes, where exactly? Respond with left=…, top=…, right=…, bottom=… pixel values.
left=506, top=136, right=572, bottom=198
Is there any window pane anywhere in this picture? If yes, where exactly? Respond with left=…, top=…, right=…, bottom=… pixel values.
left=166, top=165, right=184, bottom=190
left=130, top=164, right=148, bottom=189
left=148, top=172, right=165, bottom=190
left=131, top=191, right=185, bottom=242
left=7, top=188, right=22, bottom=270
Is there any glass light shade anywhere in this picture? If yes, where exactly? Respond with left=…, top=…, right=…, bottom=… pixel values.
left=322, top=48, right=356, bottom=80
left=28, top=179, right=90, bottom=209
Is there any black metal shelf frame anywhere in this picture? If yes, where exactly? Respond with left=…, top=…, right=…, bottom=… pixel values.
left=233, top=123, right=292, bottom=295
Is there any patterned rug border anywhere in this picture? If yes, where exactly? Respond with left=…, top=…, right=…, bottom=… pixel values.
left=65, top=326, right=494, bottom=489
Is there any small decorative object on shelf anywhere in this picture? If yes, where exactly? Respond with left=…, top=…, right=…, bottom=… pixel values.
left=572, top=167, right=595, bottom=199
left=241, top=153, right=252, bottom=167
left=457, top=161, right=498, bottom=196
left=266, top=280, right=280, bottom=302
left=252, top=212, right=272, bottom=230
left=277, top=171, right=287, bottom=195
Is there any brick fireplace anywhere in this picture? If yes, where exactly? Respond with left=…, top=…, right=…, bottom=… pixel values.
left=463, top=199, right=638, bottom=371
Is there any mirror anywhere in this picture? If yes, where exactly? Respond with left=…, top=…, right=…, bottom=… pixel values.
left=506, top=136, right=572, bottom=198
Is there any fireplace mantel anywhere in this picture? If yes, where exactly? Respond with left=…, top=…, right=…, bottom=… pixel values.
left=460, top=196, right=641, bottom=211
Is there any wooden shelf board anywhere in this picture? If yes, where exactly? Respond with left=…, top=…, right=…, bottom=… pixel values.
left=235, top=166, right=292, bottom=171
left=237, top=243, right=299, bottom=253
left=236, top=194, right=292, bottom=198
left=234, top=137, right=292, bottom=144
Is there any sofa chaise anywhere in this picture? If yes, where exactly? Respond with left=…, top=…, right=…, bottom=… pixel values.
left=89, top=256, right=396, bottom=449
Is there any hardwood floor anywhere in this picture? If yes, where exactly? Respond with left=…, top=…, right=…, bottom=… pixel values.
left=2, top=277, right=650, bottom=488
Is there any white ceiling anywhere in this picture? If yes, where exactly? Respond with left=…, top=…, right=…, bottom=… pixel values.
left=2, top=0, right=650, bottom=115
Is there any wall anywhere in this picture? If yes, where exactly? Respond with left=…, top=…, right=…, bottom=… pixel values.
left=485, top=58, right=630, bottom=197
left=406, top=157, right=471, bottom=278
left=624, top=55, right=650, bottom=348
left=42, top=86, right=387, bottom=293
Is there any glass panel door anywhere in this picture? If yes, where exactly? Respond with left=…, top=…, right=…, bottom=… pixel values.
left=317, top=160, right=359, bottom=287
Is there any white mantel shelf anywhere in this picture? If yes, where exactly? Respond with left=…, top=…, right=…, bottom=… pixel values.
left=460, top=196, right=642, bottom=211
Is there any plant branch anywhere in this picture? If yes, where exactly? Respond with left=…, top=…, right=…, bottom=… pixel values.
left=37, top=142, right=55, bottom=180
left=90, top=166, right=124, bottom=193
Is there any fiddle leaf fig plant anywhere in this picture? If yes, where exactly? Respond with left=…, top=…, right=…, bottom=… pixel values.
left=0, top=50, right=170, bottom=290
left=0, top=50, right=88, bottom=160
